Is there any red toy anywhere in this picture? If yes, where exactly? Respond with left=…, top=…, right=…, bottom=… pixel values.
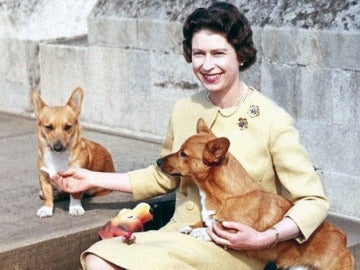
left=98, top=202, right=153, bottom=244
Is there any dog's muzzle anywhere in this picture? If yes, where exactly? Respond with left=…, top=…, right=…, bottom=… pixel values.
left=156, top=158, right=164, bottom=167
left=156, top=158, right=182, bottom=177
left=52, top=141, right=65, bottom=152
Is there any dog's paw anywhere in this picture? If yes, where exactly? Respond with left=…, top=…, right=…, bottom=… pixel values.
left=178, top=226, right=211, bottom=241
left=69, top=205, right=85, bottom=216
left=37, top=206, right=53, bottom=217
left=178, top=225, right=193, bottom=235
left=69, top=196, right=85, bottom=216
left=190, top=228, right=212, bottom=241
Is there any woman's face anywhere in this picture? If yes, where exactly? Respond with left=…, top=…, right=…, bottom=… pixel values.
left=191, top=29, right=240, bottom=94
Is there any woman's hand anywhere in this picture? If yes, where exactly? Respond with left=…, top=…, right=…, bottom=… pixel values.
left=51, top=168, right=95, bottom=194
left=207, top=221, right=276, bottom=250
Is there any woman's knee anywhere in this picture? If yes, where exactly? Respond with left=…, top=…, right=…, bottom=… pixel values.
left=85, top=253, right=121, bottom=270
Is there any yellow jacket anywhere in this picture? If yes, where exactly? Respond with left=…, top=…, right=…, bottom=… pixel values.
left=128, top=88, right=329, bottom=241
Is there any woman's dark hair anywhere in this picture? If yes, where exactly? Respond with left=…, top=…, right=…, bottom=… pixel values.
left=182, top=1, right=257, bottom=71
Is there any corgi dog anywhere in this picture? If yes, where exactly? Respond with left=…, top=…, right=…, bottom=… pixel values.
left=32, top=87, right=115, bottom=218
left=157, top=118, right=354, bottom=270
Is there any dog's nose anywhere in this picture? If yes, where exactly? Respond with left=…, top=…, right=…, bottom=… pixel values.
left=156, top=158, right=163, bottom=167
left=53, top=141, right=64, bottom=152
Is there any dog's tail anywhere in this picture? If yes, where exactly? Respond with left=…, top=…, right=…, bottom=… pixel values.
left=263, top=262, right=319, bottom=270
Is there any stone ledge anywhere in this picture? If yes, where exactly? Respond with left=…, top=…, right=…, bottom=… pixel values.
left=0, top=207, right=357, bottom=270
left=0, top=227, right=98, bottom=270
left=0, top=192, right=175, bottom=270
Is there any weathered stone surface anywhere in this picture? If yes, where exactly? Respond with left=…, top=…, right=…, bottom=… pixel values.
left=90, top=0, right=360, bottom=31
left=0, top=0, right=98, bottom=39
left=262, top=27, right=360, bottom=71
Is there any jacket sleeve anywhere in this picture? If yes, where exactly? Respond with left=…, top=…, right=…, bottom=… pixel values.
left=269, top=110, right=330, bottom=241
left=128, top=116, right=180, bottom=201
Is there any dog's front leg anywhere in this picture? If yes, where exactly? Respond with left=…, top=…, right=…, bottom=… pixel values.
left=37, top=174, right=54, bottom=217
left=69, top=192, right=85, bottom=216
left=67, top=163, right=85, bottom=216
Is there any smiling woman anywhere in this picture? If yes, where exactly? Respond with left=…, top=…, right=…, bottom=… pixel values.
left=51, top=2, right=331, bottom=270
left=182, top=3, right=257, bottom=111
left=182, top=3, right=257, bottom=70
left=191, top=30, right=243, bottom=108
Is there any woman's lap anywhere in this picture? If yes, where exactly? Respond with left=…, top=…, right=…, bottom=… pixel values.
left=81, top=231, right=264, bottom=270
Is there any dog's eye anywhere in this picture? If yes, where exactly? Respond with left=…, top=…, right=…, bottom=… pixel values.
left=64, top=124, right=72, bottom=131
left=180, top=151, right=188, bottom=158
left=44, top=125, right=54, bottom=131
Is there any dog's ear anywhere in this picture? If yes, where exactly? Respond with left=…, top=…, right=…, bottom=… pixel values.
left=197, top=118, right=211, bottom=134
left=67, top=87, right=84, bottom=115
left=31, top=89, right=47, bottom=118
left=203, top=137, right=230, bottom=165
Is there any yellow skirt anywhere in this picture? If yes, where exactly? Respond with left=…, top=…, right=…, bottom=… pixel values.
left=80, top=230, right=265, bottom=270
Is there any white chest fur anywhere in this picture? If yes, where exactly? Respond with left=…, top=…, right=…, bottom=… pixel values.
left=199, top=190, right=215, bottom=228
left=40, top=148, right=71, bottom=177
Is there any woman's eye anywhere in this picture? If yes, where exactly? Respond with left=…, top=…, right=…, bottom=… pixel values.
left=180, top=151, right=188, bottom=157
left=192, top=51, right=204, bottom=56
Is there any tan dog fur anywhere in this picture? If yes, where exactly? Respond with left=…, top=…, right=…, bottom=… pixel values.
left=32, top=87, right=114, bottom=217
left=157, top=118, right=353, bottom=270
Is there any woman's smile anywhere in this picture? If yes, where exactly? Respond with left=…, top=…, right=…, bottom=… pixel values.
left=202, top=73, right=222, bottom=83
left=191, top=29, right=243, bottom=106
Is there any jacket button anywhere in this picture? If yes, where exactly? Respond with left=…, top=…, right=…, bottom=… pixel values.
left=186, top=201, right=194, bottom=210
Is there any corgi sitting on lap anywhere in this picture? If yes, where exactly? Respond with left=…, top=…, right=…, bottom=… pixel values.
left=157, top=118, right=354, bottom=270
left=32, top=87, right=115, bottom=218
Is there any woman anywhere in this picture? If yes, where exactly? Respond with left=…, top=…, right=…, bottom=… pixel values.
left=53, top=2, right=329, bottom=269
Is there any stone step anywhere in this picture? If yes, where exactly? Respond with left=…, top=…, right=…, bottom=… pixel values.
left=0, top=112, right=168, bottom=269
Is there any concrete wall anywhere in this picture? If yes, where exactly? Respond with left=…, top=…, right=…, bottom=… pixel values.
left=0, top=0, right=359, bottom=220
left=259, top=27, right=360, bottom=219
left=0, top=0, right=98, bottom=113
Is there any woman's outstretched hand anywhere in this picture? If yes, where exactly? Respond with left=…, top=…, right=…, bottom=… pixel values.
left=51, top=168, right=94, bottom=194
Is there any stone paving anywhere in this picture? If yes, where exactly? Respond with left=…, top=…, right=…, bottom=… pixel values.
left=0, top=112, right=167, bottom=269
